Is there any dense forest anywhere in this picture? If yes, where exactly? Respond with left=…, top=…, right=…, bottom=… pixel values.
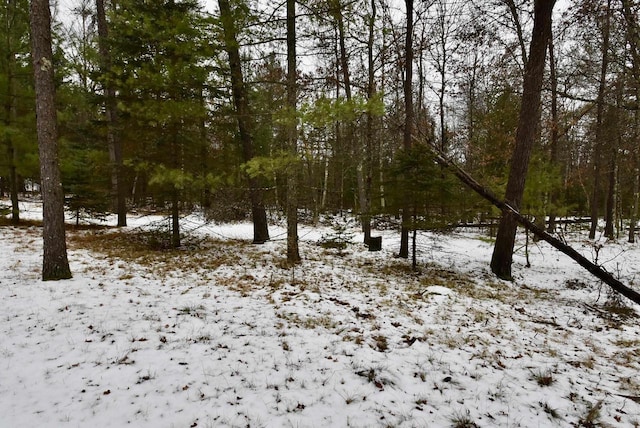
left=2, top=0, right=640, bottom=277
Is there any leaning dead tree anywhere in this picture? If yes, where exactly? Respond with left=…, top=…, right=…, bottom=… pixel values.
left=425, top=143, right=640, bottom=306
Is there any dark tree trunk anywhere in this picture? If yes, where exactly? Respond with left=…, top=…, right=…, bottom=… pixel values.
left=399, top=0, right=414, bottom=259
left=286, top=0, right=300, bottom=263
left=331, top=1, right=371, bottom=245
left=96, top=0, right=127, bottom=227
left=631, top=140, right=640, bottom=244
left=547, top=37, right=559, bottom=233
left=362, top=0, right=376, bottom=246
left=30, top=0, right=71, bottom=280
left=6, top=70, right=20, bottom=224
left=4, top=0, right=20, bottom=223
left=622, top=0, right=640, bottom=243
left=169, top=120, right=181, bottom=248
left=218, top=0, right=270, bottom=244
left=171, top=188, right=180, bottom=248
left=490, top=0, right=554, bottom=280
left=589, top=0, right=612, bottom=240
left=604, top=144, right=617, bottom=239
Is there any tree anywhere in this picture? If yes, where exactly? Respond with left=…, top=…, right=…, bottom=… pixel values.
left=490, top=0, right=555, bottom=280
left=328, top=0, right=372, bottom=245
left=588, top=0, right=612, bottom=239
left=622, top=0, right=640, bottom=243
left=30, top=0, right=72, bottom=280
left=108, top=0, right=212, bottom=248
left=399, top=0, right=414, bottom=259
left=1, top=0, right=32, bottom=224
left=96, top=0, right=127, bottom=227
left=286, top=0, right=300, bottom=263
left=217, top=0, right=270, bottom=244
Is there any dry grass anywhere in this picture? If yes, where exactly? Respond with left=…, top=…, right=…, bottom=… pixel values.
left=68, top=230, right=247, bottom=277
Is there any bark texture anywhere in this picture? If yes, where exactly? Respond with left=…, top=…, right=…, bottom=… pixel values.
left=30, top=0, right=72, bottom=280
left=399, top=0, right=414, bottom=259
left=490, top=0, right=555, bottom=280
left=286, top=0, right=300, bottom=263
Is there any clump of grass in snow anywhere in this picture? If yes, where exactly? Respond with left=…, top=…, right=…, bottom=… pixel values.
left=353, top=365, right=395, bottom=390
left=539, top=401, right=562, bottom=420
left=372, top=334, right=388, bottom=352
left=450, top=409, right=479, bottom=428
left=531, top=368, right=555, bottom=386
left=578, top=400, right=603, bottom=427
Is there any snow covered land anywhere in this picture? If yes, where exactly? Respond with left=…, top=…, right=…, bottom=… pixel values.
left=1, top=200, right=639, bottom=427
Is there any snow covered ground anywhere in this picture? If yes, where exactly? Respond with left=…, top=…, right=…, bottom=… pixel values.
left=1, top=199, right=640, bottom=427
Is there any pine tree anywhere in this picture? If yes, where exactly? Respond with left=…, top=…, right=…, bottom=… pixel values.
left=30, top=0, right=72, bottom=280
left=107, top=0, right=213, bottom=247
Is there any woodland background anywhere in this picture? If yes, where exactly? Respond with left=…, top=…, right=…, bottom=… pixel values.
left=2, top=0, right=640, bottom=261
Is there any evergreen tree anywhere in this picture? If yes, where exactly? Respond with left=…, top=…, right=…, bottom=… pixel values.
left=217, top=0, right=270, bottom=244
left=1, top=0, right=35, bottom=223
left=107, top=0, right=213, bottom=247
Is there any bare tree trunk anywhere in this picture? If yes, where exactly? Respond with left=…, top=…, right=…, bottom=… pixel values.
left=490, top=0, right=554, bottom=280
left=218, top=0, right=269, bottom=244
left=170, top=121, right=181, bottom=248
left=604, top=137, right=617, bottom=239
left=547, top=37, right=559, bottom=233
left=5, top=53, right=19, bottom=224
left=4, top=0, right=20, bottom=223
left=286, top=0, right=300, bottom=263
left=622, top=0, right=640, bottom=243
left=399, top=0, right=414, bottom=259
left=589, top=0, right=612, bottom=240
left=30, top=0, right=72, bottom=280
left=330, top=1, right=372, bottom=244
left=96, top=0, right=126, bottom=227
left=631, top=143, right=640, bottom=243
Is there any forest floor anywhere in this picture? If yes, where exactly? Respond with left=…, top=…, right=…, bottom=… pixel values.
left=1, top=200, right=640, bottom=428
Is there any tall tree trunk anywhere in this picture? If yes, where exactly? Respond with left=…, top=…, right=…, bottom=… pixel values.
left=622, top=0, right=640, bottom=243
left=631, top=134, right=640, bottom=243
left=490, top=0, right=554, bottom=280
left=399, top=0, right=414, bottom=259
left=218, top=0, right=269, bottom=244
left=286, top=0, right=300, bottom=263
left=170, top=121, right=181, bottom=248
left=30, top=0, right=72, bottom=280
left=5, top=52, right=19, bottom=224
left=604, top=92, right=619, bottom=239
left=547, top=37, right=559, bottom=233
left=171, top=188, right=180, bottom=248
left=96, top=0, right=126, bottom=227
left=331, top=1, right=371, bottom=244
left=4, top=0, right=20, bottom=223
left=362, top=0, right=377, bottom=245
left=589, top=0, right=612, bottom=240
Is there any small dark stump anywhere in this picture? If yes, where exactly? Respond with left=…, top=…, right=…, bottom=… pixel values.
left=368, top=236, right=382, bottom=251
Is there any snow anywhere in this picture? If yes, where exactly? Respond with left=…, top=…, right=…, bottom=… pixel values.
left=1, top=200, right=640, bottom=427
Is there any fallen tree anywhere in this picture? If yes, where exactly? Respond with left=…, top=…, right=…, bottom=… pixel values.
left=427, top=145, right=640, bottom=306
